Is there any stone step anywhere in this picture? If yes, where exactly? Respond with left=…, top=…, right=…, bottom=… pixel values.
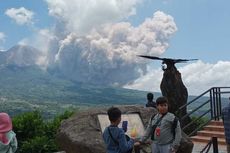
left=203, top=125, right=225, bottom=132
left=197, top=130, right=225, bottom=138
left=209, top=120, right=223, bottom=126
left=191, top=136, right=226, bottom=145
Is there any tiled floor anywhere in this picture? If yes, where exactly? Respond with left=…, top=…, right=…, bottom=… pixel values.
left=192, top=142, right=227, bottom=153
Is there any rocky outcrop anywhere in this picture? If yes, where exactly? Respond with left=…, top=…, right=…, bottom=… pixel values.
left=56, top=105, right=193, bottom=153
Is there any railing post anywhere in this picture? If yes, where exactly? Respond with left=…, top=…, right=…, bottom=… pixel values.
left=210, top=89, right=214, bottom=119
left=213, top=88, right=217, bottom=120
left=217, top=87, right=222, bottom=120
left=212, top=137, right=219, bottom=153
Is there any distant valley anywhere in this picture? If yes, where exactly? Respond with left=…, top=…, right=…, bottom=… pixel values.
left=0, top=64, right=155, bottom=118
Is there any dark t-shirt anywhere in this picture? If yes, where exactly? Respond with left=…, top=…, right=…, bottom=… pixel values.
left=146, top=101, right=156, bottom=108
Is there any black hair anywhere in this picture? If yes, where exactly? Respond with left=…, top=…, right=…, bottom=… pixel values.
left=107, top=107, right=121, bottom=122
left=147, top=93, right=154, bottom=101
left=156, top=96, right=168, bottom=105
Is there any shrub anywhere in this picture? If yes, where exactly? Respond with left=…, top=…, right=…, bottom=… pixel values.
left=13, top=110, right=74, bottom=153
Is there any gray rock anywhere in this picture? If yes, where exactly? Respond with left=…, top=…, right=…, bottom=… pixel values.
left=56, top=105, right=193, bottom=153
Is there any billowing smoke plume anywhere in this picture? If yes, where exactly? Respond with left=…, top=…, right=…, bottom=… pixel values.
left=12, top=1, right=176, bottom=86
left=50, top=11, right=177, bottom=85
left=46, top=0, right=142, bottom=34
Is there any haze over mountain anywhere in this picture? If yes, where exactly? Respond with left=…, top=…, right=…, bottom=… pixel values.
left=0, top=45, right=156, bottom=117
left=0, top=45, right=44, bottom=66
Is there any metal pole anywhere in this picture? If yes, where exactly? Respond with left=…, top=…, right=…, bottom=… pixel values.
left=213, top=88, right=217, bottom=120
left=215, top=88, right=220, bottom=120
left=210, top=89, right=214, bottom=119
left=212, top=137, right=219, bottom=153
left=217, top=87, right=222, bottom=120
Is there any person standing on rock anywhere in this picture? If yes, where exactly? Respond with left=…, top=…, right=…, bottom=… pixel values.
left=137, top=96, right=182, bottom=153
left=146, top=93, right=157, bottom=108
left=222, top=97, right=230, bottom=153
left=103, top=107, right=136, bottom=153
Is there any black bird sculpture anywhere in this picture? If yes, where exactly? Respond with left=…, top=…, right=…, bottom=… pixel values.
left=138, top=55, right=198, bottom=71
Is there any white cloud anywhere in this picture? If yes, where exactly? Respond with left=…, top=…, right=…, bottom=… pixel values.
left=124, top=66, right=163, bottom=92
left=46, top=0, right=142, bottom=34
left=181, top=60, right=230, bottom=95
left=125, top=60, right=230, bottom=96
left=0, top=32, right=6, bottom=50
left=5, top=7, right=34, bottom=25
left=0, top=32, right=5, bottom=42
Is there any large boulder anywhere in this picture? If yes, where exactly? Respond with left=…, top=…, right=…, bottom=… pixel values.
left=56, top=105, right=193, bottom=153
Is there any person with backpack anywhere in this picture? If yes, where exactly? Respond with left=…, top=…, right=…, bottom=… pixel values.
left=146, top=93, right=157, bottom=108
left=0, top=112, right=17, bottom=153
left=103, top=107, right=136, bottom=153
left=137, top=96, right=182, bottom=153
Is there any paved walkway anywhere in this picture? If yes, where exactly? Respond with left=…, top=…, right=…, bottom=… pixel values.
left=192, top=142, right=227, bottom=153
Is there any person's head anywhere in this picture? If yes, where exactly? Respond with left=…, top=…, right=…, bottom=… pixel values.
left=147, top=93, right=154, bottom=101
left=107, top=107, right=121, bottom=125
left=0, top=112, right=12, bottom=144
left=156, top=96, right=168, bottom=114
left=0, top=113, right=12, bottom=133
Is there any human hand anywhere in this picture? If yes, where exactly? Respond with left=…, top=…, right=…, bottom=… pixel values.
left=170, top=147, right=177, bottom=153
left=145, top=140, right=152, bottom=145
left=134, top=142, right=141, bottom=146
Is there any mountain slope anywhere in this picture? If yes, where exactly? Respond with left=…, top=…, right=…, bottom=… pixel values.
left=0, top=64, right=156, bottom=118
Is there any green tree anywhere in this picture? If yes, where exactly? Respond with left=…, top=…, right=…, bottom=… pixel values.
left=13, top=110, right=73, bottom=153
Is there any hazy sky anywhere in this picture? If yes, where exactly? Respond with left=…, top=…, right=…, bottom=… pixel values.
left=0, top=0, right=230, bottom=95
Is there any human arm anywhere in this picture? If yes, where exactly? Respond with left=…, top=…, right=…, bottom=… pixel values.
left=140, top=116, right=154, bottom=143
left=11, top=136, right=18, bottom=153
left=118, top=129, right=134, bottom=152
left=171, top=120, right=182, bottom=151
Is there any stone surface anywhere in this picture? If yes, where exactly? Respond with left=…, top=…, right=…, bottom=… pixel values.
left=56, top=105, right=193, bottom=153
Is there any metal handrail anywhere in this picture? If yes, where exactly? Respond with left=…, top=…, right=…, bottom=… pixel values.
left=178, top=89, right=210, bottom=110
left=178, top=87, right=230, bottom=136
left=200, top=137, right=219, bottom=153
left=189, top=118, right=211, bottom=137
left=181, top=100, right=210, bottom=121
left=183, top=109, right=211, bottom=132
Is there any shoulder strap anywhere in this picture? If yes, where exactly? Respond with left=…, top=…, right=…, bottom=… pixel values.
left=172, top=116, right=178, bottom=138
left=150, top=114, right=155, bottom=121
left=108, top=127, right=119, bottom=145
left=151, top=114, right=165, bottom=140
left=153, top=114, right=164, bottom=125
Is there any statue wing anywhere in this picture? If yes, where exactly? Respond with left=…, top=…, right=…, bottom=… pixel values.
left=173, top=59, right=198, bottom=63
left=138, top=55, right=164, bottom=61
left=138, top=55, right=198, bottom=64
